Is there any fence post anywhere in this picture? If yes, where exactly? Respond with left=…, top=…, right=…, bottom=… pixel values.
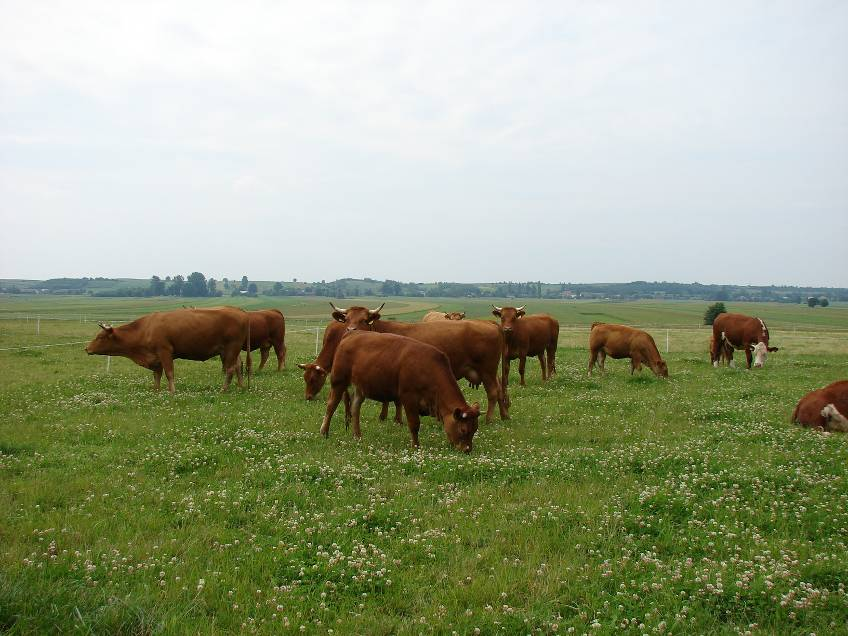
left=315, top=327, right=320, bottom=356
left=106, top=356, right=111, bottom=373
left=666, top=329, right=669, bottom=353
left=36, top=315, right=40, bottom=336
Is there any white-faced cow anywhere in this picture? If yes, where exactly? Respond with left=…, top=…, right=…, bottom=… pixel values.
left=320, top=331, right=480, bottom=452
left=491, top=305, right=559, bottom=395
left=84, top=307, right=251, bottom=393
left=791, top=380, right=848, bottom=432
left=711, top=312, right=778, bottom=369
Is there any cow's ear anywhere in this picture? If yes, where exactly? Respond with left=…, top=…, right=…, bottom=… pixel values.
left=459, top=312, right=465, bottom=319
left=768, top=346, right=779, bottom=352
left=332, top=311, right=346, bottom=323
left=491, top=309, right=501, bottom=317
left=453, top=407, right=465, bottom=420
left=517, top=309, right=526, bottom=317
left=366, top=313, right=380, bottom=324
left=443, top=313, right=450, bottom=319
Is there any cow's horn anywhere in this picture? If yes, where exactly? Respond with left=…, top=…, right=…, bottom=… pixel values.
left=516, top=305, right=526, bottom=312
left=369, top=302, right=385, bottom=315
left=329, top=302, right=345, bottom=313
left=97, top=321, right=112, bottom=331
left=492, top=304, right=502, bottom=312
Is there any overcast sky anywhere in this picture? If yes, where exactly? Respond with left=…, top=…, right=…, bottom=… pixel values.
left=1, top=1, right=846, bottom=286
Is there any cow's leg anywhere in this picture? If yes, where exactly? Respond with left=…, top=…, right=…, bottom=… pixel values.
left=588, top=348, right=598, bottom=376
left=274, top=340, right=286, bottom=371
left=537, top=353, right=547, bottom=381
left=547, top=341, right=557, bottom=377
left=379, top=402, right=389, bottom=421
left=222, top=350, right=242, bottom=390
left=630, top=352, right=642, bottom=375
left=343, top=389, right=352, bottom=429
left=320, top=384, right=346, bottom=437
left=481, top=372, right=508, bottom=423
left=403, top=402, right=421, bottom=448
left=258, top=346, right=270, bottom=371
left=518, top=355, right=527, bottom=386
left=393, top=401, right=403, bottom=424
left=160, top=351, right=176, bottom=394
left=744, top=347, right=753, bottom=369
left=350, top=387, right=365, bottom=440
left=152, top=364, right=163, bottom=391
left=501, top=356, right=511, bottom=408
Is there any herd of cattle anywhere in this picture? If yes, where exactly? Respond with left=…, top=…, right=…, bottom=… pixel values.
left=83, top=304, right=848, bottom=451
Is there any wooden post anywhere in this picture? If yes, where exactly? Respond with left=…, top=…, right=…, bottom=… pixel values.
left=315, top=327, right=320, bottom=356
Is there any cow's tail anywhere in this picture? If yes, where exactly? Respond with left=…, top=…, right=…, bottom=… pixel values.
left=246, top=316, right=252, bottom=390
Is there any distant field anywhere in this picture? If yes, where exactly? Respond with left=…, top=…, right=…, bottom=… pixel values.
left=1, top=296, right=847, bottom=633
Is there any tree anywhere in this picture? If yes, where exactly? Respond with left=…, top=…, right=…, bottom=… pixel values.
left=207, top=278, right=218, bottom=296
left=184, top=272, right=208, bottom=297
left=240, top=276, right=249, bottom=291
left=149, top=275, right=165, bottom=296
left=819, top=297, right=829, bottom=307
left=168, top=275, right=185, bottom=296
left=703, top=302, right=727, bottom=325
left=222, top=277, right=230, bottom=290
left=247, top=282, right=258, bottom=296
left=272, top=282, right=283, bottom=295
left=807, top=297, right=819, bottom=308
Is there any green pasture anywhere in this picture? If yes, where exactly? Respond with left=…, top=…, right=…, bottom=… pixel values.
left=1, top=296, right=847, bottom=634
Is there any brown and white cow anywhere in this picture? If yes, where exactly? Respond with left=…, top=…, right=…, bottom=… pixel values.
left=298, top=320, right=401, bottom=424
left=711, top=312, right=778, bottom=369
left=491, top=305, right=559, bottom=394
left=246, top=309, right=287, bottom=371
left=791, top=380, right=848, bottom=432
left=422, top=311, right=466, bottom=322
left=84, top=307, right=251, bottom=392
left=330, top=303, right=508, bottom=422
left=588, top=323, right=668, bottom=378
left=320, top=331, right=480, bottom=452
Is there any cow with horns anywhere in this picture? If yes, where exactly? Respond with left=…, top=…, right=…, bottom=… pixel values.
left=84, top=307, right=251, bottom=393
left=491, top=305, right=559, bottom=395
left=711, top=312, right=778, bottom=369
left=329, top=302, right=509, bottom=422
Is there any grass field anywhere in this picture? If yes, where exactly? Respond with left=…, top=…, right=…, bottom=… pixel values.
left=1, top=296, right=847, bottom=634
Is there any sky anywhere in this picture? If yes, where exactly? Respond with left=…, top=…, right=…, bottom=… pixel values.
left=1, top=1, right=846, bottom=287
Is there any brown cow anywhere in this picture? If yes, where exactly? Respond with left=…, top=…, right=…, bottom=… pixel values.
left=247, top=309, right=287, bottom=371
left=422, top=311, right=466, bottom=322
left=298, top=320, right=401, bottom=424
left=588, top=322, right=668, bottom=378
left=711, top=312, right=779, bottom=369
left=320, top=331, right=480, bottom=452
left=330, top=303, right=509, bottom=422
left=791, top=380, right=848, bottom=432
left=491, top=305, right=559, bottom=393
left=84, top=307, right=251, bottom=393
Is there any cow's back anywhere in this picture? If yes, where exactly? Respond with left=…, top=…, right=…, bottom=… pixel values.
left=793, top=380, right=848, bottom=429
left=150, top=308, right=248, bottom=360
left=713, top=313, right=759, bottom=342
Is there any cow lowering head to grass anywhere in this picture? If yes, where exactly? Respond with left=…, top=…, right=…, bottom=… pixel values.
left=588, top=322, right=668, bottom=378
left=328, top=302, right=509, bottom=423
left=711, top=313, right=778, bottom=369
left=319, top=331, right=480, bottom=452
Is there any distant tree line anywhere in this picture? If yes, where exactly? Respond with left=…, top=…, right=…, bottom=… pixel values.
left=2, top=277, right=846, bottom=303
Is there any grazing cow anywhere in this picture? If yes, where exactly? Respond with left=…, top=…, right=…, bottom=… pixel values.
left=422, top=311, right=466, bottom=322
left=491, top=305, right=559, bottom=393
left=320, top=331, right=480, bottom=452
left=588, top=323, right=669, bottom=378
left=711, top=313, right=779, bottom=369
left=330, top=303, right=509, bottom=422
left=298, top=321, right=401, bottom=424
left=247, top=309, right=287, bottom=371
left=84, top=307, right=251, bottom=393
left=791, top=380, right=848, bottom=432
